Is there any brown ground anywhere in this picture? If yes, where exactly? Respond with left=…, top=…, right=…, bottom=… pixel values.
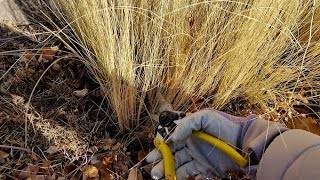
left=0, top=24, right=154, bottom=179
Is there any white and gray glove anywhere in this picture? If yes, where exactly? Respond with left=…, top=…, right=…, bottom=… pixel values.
left=146, top=109, right=246, bottom=179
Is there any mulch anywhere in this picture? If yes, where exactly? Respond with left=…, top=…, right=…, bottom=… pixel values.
left=0, top=23, right=154, bottom=179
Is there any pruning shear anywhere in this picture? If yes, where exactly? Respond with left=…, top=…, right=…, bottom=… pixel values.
left=153, top=110, right=248, bottom=180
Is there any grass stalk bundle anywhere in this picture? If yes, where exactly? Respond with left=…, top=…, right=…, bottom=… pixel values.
left=51, top=0, right=320, bottom=130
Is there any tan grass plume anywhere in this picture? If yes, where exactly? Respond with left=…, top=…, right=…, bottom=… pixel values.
left=49, top=0, right=320, bottom=130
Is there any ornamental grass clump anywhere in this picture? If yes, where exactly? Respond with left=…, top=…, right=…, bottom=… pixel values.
left=50, top=0, right=320, bottom=130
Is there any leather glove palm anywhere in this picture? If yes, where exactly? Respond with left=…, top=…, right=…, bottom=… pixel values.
left=146, top=109, right=245, bottom=179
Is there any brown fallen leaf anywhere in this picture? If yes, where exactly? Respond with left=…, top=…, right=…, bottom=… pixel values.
left=45, top=146, right=59, bottom=154
left=127, top=167, right=143, bottom=180
left=101, top=155, right=113, bottom=167
left=115, top=159, right=129, bottom=176
left=100, top=155, right=113, bottom=180
left=27, top=175, right=47, bottom=180
left=19, top=164, right=39, bottom=179
left=137, top=150, right=146, bottom=162
left=111, top=142, right=121, bottom=151
left=31, top=152, right=38, bottom=161
left=186, top=176, right=196, bottom=180
left=63, top=164, right=77, bottom=176
left=21, top=50, right=36, bottom=62
left=99, top=170, right=113, bottom=180
left=57, top=177, right=68, bottom=180
left=73, top=88, right=89, bottom=97
left=41, top=46, right=59, bottom=61
left=0, top=151, right=9, bottom=159
left=88, top=146, right=98, bottom=153
left=141, top=163, right=152, bottom=176
left=42, top=160, right=52, bottom=168
left=141, top=125, right=154, bottom=139
left=288, top=117, right=320, bottom=136
left=82, top=165, right=99, bottom=180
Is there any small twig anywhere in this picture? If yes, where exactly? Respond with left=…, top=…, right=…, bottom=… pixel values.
left=129, top=155, right=147, bottom=171
left=0, top=145, right=31, bottom=153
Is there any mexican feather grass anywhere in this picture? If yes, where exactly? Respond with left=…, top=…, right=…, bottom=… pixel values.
left=48, top=0, right=320, bottom=130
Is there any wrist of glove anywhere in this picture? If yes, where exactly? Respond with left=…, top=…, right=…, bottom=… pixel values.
left=146, top=109, right=246, bottom=180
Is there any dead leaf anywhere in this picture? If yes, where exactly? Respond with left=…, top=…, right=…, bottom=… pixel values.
left=141, top=125, right=154, bottom=139
left=63, top=164, right=77, bottom=176
left=82, top=165, right=99, bottom=180
left=45, top=146, right=59, bottom=154
left=41, top=46, right=59, bottom=61
left=113, top=153, right=130, bottom=177
left=127, top=167, right=142, bottom=180
left=290, top=117, right=320, bottom=136
left=141, top=164, right=152, bottom=176
left=0, top=151, right=9, bottom=159
left=73, top=88, right=89, bottom=97
left=57, top=177, right=67, bottom=180
left=99, top=169, right=113, bottom=180
left=111, top=142, right=121, bottom=151
left=50, top=172, right=57, bottom=180
left=101, top=155, right=113, bottom=167
left=88, top=146, right=98, bottom=153
left=117, top=161, right=129, bottom=174
left=137, top=150, right=146, bottom=162
left=99, top=155, right=113, bottom=180
left=31, top=152, right=38, bottom=161
left=19, top=164, right=39, bottom=178
left=22, top=51, right=35, bottom=61
left=186, top=176, right=196, bottom=180
left=42, top=160, right=51, bottom=168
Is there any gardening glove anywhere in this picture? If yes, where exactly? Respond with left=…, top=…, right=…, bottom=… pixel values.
left=146, top=109, right=247, bottom=180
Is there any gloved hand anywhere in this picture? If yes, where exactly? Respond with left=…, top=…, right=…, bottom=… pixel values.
left=146, top=109, right=246, bottom=180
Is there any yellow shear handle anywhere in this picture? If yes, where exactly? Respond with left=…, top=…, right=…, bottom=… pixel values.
left=193, top=131, right=248, bottom=167
left=154, top=132, right=247, bottom=180
left=154, top=137, right=176, bottom=180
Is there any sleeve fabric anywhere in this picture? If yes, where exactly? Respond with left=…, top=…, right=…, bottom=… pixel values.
left=241, top=116, right=320, bottom=180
